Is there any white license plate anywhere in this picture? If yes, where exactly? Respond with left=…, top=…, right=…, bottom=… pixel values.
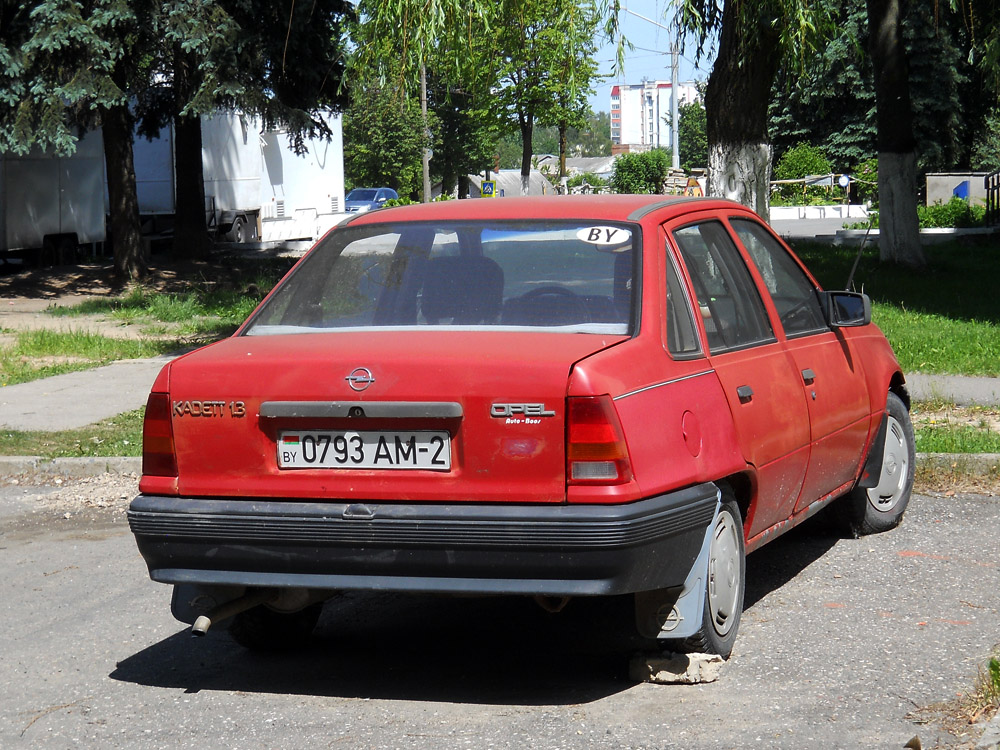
left=277, top=430, right=451, bottom=470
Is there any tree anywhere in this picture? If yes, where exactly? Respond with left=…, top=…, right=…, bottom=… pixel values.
left=769, top=0, right=981, bottom=174
left=161, top=0, right=351, bottom=257
left=2, top=0, right=351, bottom=277
left=428, top=79, right=497, bottom=197
left=343, top=78, right=432, bottom=198
left=1, top=0, right=152, bottom=279
left=673, top=0, right=830, bottom=219
left=677, top=99, right=707, bottom=171
left=536, top=0, right=601, bottom=183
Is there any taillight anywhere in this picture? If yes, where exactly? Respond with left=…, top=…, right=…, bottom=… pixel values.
left=566, top=395, right=633, bottom=485
left=142, top=392, right=177, bottom=477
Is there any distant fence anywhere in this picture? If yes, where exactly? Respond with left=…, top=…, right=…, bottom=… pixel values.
left=987, top=170, right=1000, bottom=226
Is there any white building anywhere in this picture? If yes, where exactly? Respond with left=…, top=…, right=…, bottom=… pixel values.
left=610, top=80, right=700, bottom=151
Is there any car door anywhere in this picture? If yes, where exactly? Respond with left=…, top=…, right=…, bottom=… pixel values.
left=668, top=217, right=811, bottom=539
left=728, top=217, right=871, bottom=510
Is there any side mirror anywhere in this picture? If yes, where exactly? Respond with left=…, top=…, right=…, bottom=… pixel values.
left=819, top=291, right=871, bottom=327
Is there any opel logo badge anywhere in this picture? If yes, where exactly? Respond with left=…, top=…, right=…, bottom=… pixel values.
left=345, top=367, right=375, bottom=391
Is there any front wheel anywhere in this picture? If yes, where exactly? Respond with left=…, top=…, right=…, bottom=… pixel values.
left=836, top=391, right=915, bottom=537
left=676, top=490, right=745, bottom=659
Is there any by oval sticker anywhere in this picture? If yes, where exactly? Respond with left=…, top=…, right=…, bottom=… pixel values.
left=577, top=226, right=632, bottom=250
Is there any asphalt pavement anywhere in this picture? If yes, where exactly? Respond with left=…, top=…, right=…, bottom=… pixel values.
left=2, top=488, right=999, bottom=748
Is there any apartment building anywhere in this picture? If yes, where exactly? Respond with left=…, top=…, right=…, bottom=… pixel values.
left=610, top=80, right=700, bottom=151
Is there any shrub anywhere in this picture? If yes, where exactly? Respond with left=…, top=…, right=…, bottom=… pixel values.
left=611, top=149, right=672, bottom=194
left=852, top=157, right=879, bottom=205
left=774, top=143, right=833, bottom=201
left=918, top=197, right=986, bottom=228
left=568, top=171, right=608, bottom=188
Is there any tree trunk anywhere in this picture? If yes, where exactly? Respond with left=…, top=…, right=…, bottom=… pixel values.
left=519, top=112, right=533, bottom=196
left=102, top=102, right=146, bottom=280
left=172, top=113, right=211, bottom=258
left=704, top=0, right=782, bottom=220
left=867, top=0, right=925, bottom=267
left=171, top=44, right=211, bottom=259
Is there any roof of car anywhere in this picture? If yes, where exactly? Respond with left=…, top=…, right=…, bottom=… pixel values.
left=343, top=194, right=751, bottom=226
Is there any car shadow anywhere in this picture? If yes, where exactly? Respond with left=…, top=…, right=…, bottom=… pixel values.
left=744, top=512, right=842, bottom=610
left=111, top=517, right=844, bottom=703
left=110, top=593, right=641, bottom=705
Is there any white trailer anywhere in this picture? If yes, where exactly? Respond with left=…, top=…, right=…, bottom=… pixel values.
left=132, top=110, right=346, bottom=244
left=0, top=129, right=106, bottom=258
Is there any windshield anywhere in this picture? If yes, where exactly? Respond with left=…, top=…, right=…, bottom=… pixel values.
left=244, top=220, right=639, bottom=336
left=346, top=189, right=378, bottom=201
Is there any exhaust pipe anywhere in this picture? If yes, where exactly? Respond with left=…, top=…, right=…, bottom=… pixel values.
left=191, top=588, right=277, bottom=637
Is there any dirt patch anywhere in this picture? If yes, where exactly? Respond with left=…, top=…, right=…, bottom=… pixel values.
left=912, top=403, right=1000, bottom=433
left=4, top=472, right=138, bottom=512
left=0, top=255, right=293, bottom=342
left=0, top=256, right=275, bottom=299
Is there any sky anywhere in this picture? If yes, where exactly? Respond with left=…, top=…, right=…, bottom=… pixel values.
left=587, top=1, right=717, bottom=114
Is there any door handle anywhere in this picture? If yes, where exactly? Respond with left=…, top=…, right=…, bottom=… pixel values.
left=736, top=385, right=753, bottom=402
left=801, top=368, right=816, bottom=384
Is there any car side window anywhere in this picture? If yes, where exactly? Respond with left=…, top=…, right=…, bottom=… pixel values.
left=729, top=218, right=828, bottom=337
left=672, top=221, right=775, bottom=354
left=665, top=249, right=701, bottom=357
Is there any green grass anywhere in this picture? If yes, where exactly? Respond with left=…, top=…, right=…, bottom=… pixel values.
left=46, top=263, right=288, bottom=338
left=915, top=423, right=1000, bottom=453
left=791, top=239, right=1000, bottom=376
left=0, top=330, right=179, bottom=387
left=0, top=408, right=143, bottom=458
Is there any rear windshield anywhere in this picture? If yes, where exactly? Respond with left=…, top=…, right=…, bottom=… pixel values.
left=244, top=220, right=639, bottom=336
left=346, top=189, right=378, bottom=201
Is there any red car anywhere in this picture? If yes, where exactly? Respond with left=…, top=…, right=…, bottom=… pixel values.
left=128, top=195, right=914, bottom=658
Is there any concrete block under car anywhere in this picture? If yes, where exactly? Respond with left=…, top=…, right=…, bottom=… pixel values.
left=629, top=652, right=725, bottom=684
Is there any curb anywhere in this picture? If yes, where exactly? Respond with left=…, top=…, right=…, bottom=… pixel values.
left=917, top=452, right=1000, bottom=476
left=0, top=453, right=996, bottom=481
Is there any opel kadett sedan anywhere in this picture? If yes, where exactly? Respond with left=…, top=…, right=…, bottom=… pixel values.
left=128, top=195, right=914, bottom=658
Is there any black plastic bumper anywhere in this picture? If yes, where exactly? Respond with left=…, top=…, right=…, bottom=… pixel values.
left=127, top=483, right=719, bottom=597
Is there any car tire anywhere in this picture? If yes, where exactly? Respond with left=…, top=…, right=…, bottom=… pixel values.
left=676, top=488, right=745, bottom=659
left=228, top=602, right=323, bottom=651
left=228, top=216, right=246, bottom=244
left=835, top=391, right=915, bottom=537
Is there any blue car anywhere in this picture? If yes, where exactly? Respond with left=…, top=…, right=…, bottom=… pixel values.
left=345, top=187, right=398, bottom=212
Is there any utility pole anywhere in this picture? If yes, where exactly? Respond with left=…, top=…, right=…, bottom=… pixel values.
left=621, top=7, right=681, bottom=169
left=670, top=41, right=679, bottom=169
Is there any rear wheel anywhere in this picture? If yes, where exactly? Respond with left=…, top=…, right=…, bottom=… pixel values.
left=676, top=489, right=745, bottom=658
left=228, top=216, right=246, bottom=244
left=228, top=602, right=323, bottom=651
left=836, top=392, right=914, bottom=537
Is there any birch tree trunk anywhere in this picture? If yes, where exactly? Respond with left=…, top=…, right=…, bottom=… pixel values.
left=867, top=0, right=925, bottom=267
left=704, top=0, right=781, bottom=221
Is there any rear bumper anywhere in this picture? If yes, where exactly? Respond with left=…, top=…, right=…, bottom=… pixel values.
left=127, top=483, right=719, bottom=597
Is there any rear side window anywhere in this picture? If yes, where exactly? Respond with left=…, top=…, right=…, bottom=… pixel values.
left=245, top=221, right=638, bottom=336
left=665, top=251, right=701, bottom=357
left=730, top=218, right=827, bottom=337
left=672, top=221, right=774, bottom=353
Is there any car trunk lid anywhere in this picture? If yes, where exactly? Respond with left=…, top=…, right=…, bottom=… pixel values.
left=164, top=331, right=626, bottom=503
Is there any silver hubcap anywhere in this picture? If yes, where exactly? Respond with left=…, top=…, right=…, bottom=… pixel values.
left=866, top=415, right=909, bottom=513
left=708, top=510, right=741, bottom=636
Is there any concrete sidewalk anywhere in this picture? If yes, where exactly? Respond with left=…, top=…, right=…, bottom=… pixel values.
left=0, top=356, right=171, bottom=431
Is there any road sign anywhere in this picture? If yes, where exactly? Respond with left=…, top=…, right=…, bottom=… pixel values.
left=481, top=180, right=497, bottom=198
